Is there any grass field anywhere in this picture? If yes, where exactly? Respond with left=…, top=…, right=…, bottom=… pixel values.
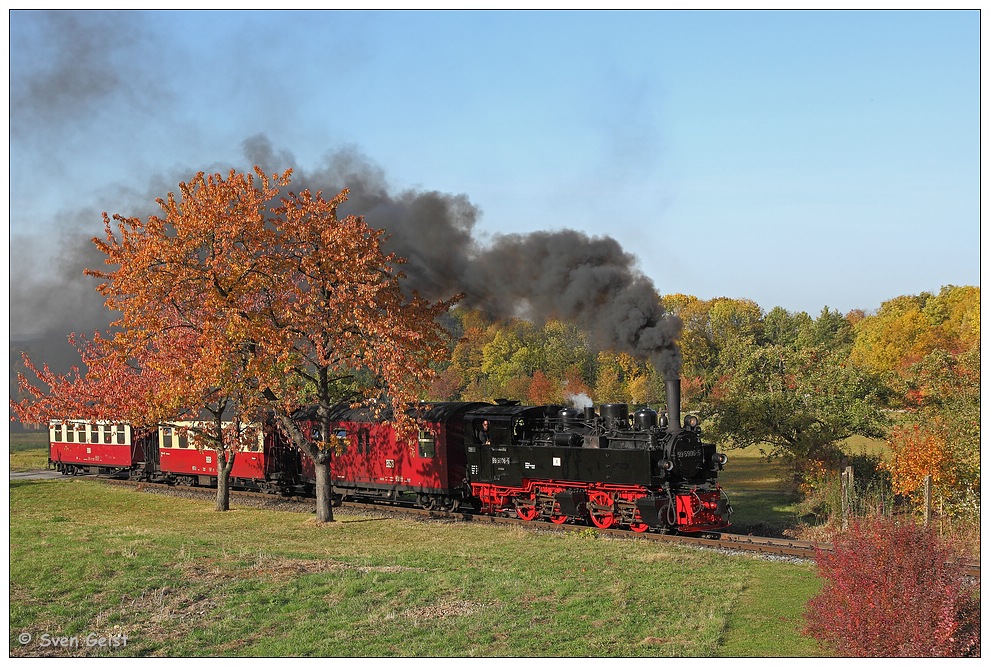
left=8, top=478, right=828, bottom=657
left=716, top=445, right=800, bottom=536
left=9, top=430, right=49, bottom=471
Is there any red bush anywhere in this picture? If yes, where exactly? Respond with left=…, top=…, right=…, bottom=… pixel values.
left=804, top=516, right=980, bottom=657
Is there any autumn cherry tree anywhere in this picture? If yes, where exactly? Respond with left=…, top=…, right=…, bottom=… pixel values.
left=10, top=321, right=263, bottom=511
left=250, top=186, right=455, bottom=523
left=13, top=168, right=454, bottom=519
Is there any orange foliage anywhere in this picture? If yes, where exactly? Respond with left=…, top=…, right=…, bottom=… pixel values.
left=14, top=167, right=455, bottom=455
left=527, top=370, right=561, bottom=405
left=884, top=423, right=957, bottom=496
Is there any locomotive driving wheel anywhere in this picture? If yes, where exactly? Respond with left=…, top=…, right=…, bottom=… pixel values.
left=628, top=517, right=651, bottom=533
left=587, top=490, right=616, bottom=529
left=514, top=495, right=539, bottom=521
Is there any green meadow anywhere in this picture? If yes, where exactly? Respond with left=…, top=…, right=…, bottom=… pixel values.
left=9, top=475, right=827, bottom=657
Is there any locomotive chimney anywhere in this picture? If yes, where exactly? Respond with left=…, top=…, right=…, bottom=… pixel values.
left=665, top=377, right=681, bottom=432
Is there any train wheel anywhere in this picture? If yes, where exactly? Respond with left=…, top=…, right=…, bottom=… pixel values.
left=629, top=521, right=650, bottom=533
left=515, top=503, right=539, bottom=521
left=587, top=491, right=616, bottom=530
left=548, top=501, right=568, bottom=524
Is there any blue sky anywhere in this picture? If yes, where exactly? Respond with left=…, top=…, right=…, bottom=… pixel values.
left=7, top=9, right=980, bottom=340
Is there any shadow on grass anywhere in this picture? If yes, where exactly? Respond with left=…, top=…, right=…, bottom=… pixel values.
left=723, top=490, right=802, bottom=537
left=719, top=449, right=801, bottom=537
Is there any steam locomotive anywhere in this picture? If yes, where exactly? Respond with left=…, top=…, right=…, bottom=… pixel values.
left=46, top=379, right=731, bottom=534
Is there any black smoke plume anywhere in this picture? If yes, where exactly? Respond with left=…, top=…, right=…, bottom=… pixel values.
left=10, top=134, right=682, bottom=414
left=244, top=136, right=682, bottom=378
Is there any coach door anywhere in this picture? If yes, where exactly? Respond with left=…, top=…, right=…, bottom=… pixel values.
left=138, top=426, right=159, bottom=468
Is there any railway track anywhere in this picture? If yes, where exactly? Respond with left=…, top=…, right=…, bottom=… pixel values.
left=94, top=476, right=980, bottom=577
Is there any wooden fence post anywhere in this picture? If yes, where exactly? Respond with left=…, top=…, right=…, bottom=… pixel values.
left=841, top=466, right=854, bottom=529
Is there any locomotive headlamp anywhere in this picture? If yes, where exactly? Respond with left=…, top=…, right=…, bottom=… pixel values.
left=660, top=459, right=674, bottom=472
left=714, top=453, right=728, bottom=466
left=684, top=415, right=699, bottom=429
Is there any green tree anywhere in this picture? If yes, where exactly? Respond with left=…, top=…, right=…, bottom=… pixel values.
left=703, top=344, right=889, bottom=465
left=763, top=306, right=814, bottom=349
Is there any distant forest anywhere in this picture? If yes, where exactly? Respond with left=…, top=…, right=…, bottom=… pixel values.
left=424, top=285, right=979, bottom=522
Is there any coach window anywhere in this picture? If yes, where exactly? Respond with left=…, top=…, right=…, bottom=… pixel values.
left=417, top=430, right=435, bottom=459
left=178, top=431, right=189, bottom=449
left=116, top=425, right=126, bottom=445
left=163, top=427, right=174, bottom=448
left=334, top=429, right=348, bottom=453
left=359, top=429, right=369, bottom=455
left=53, top=424, right=63, bottom=442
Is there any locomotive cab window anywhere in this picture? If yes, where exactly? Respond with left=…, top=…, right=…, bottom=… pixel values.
left=512, top=418, right=528, bottom=442
left=359, top=428, right=369, bottom=455
left=417, top=430, right=435, bottom=458
left=474, top=418, right=491, bottom=444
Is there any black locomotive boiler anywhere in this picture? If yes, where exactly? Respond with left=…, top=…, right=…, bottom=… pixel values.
left=461, top=378, right=731, bottom=532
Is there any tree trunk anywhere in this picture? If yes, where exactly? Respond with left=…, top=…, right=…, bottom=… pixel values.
left=271, top=410, right=336, bottom=523
left=215, top=448, right=236, bottom=512
left=314, top=458, right=334, bottom=523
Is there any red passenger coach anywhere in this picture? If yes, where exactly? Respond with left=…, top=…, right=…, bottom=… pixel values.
left=157, top=422, right=277, bottom=490
left=49, top=420, right=149, bottom=476
left=295, top=403, right=484, bottom=509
